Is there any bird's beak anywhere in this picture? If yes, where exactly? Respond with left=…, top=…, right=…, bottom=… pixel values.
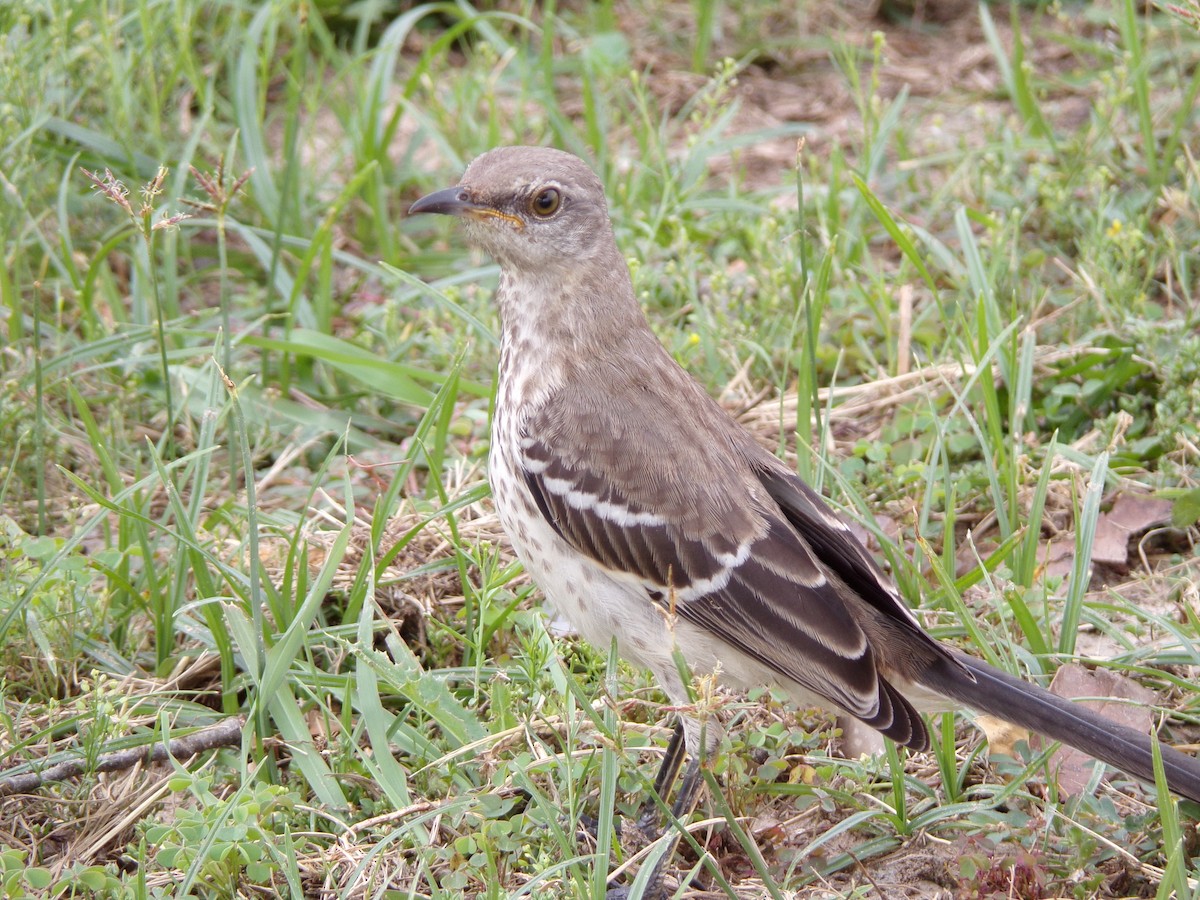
left=408, top=187, right=477, bottom=217
left=408, top=187, right=525, bottom=228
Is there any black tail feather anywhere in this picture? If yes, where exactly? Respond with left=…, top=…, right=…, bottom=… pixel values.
left=919, top=652, right=1200, bottom=804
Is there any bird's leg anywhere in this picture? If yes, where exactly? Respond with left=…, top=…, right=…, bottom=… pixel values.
left=579, top=720, right=689, bottom=845
left=635, top=719, right=687, bottom=833
left=608, top=719, right=706, bottom=900
left=608, top=753, right=705, bottom=900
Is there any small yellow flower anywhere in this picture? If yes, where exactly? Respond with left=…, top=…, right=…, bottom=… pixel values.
left=1106, top=218, right=1122, bottom=238
left=687, top=333, right=701, bottom=347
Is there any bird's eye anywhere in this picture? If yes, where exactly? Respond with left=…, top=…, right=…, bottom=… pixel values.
left=529, top=187, right=561, bottom=217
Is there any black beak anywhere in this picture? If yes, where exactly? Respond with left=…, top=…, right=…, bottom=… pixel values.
left=408, top=186, right=525, bottom=229
left=408, top=187, right=478, bottom=217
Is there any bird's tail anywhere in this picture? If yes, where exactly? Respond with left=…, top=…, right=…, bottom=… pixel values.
left=917, top=652, right=1200, bottom=804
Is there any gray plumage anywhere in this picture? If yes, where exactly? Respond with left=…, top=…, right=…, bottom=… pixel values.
left=409, top=145, right=1200, bottom=804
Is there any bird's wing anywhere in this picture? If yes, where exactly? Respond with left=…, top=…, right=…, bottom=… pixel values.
left=748, top=455, right=928, bottom=635
left=517, top=421, right=930, bottom=748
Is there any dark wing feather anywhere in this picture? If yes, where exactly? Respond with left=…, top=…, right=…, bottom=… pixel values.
left=519, top=433, right=930, bottom=748
left=521, top=439, right=727, bottom=586
left=749, top=453, right=971, bottom=682
left=751, top=459, right=923, bottom=630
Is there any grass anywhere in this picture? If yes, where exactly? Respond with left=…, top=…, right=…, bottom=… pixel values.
left=2, top=0, right=1200, bottom=896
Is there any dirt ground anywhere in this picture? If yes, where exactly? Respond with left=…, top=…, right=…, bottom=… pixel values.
left=608, top=0, right=1100, bottom=188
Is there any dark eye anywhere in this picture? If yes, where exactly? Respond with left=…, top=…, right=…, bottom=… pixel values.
left=529, top=187, right=561, bottom=217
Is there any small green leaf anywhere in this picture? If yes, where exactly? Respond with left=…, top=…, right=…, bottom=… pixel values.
left=24, top=868, right=53, bottom=890
left=1171, top=487, right=1200, bottom=528
left=75, top=868, right=113, bottom=890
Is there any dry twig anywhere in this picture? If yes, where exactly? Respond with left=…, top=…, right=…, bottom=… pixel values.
left=0, top=717, right=245, bottom=797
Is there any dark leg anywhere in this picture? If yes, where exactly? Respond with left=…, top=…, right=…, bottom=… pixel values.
left=654, top=721, right=688, bottom=797
left=608, top=754, right=704, bottom=900
left=581, top=721, right=690, bottom=857
left=608, top=720, right=706, bottom=900
left=636, top=720, right=687, bottom=832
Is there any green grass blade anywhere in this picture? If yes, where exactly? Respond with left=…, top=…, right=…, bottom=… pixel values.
left=851, top=173, right=939, bottom=297
left=1059, top=451, right=1108, bottom=656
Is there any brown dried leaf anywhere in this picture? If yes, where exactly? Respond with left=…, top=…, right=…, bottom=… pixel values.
left=1037, top=539, right=1075, bottom=581
left=1090, top=514, right=1131, bottom=567
left=1038, top=664, right=1156, bottom=797
left=845, top=514, right=900, bottom=554
left=977, top=714, right=1031, bottom=758
left=1104, top=492, right=1173, bottom=534
left=1030, top=493, right=1174, bottom=579
left=1090, top=492, right=1175, bottom=569
left=954, top=535, right=998, bottom=578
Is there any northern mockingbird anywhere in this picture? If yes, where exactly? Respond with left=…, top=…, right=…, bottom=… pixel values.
left=410, top=146, right=1200, bottom=894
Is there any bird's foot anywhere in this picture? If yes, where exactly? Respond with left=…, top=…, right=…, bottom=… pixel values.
left=603, top=876, right=672, bottom=900
left=633, top=799, right=665, bottom=837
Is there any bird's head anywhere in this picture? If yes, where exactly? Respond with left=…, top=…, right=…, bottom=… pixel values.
left=408, top=146, right=615, bottom=271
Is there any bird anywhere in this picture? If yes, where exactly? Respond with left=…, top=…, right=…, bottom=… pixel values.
left=409, top=145, right=1200, bottom=895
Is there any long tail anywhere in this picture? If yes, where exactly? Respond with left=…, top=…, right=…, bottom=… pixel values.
left=918, top=652, right=1200, bottom=804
